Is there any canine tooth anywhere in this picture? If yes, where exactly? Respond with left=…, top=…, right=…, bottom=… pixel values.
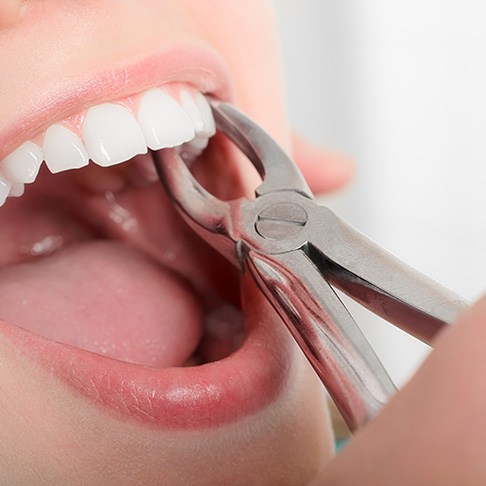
left=43, top=124, right=89, bottom=174
left=181, top=91, right=215, bottom=138
left=0, top=175, right=12, bottom=206
left=138, top=88, right=195, bottom=150
left=83, top=103, right=147, bottom=167
left=0, top=141, right=43, bottom=183
left=8, top=183, right=24, bottom=198
left=194, top=93, right=216, bottom=137
left=180, top=90, right=205, bottom=134
left=188, top=135, right=209, bottom=151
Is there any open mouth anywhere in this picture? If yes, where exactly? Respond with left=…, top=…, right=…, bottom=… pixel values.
left=0, top=57, right=295, bottom=429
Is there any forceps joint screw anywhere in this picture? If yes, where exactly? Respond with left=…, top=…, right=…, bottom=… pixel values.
left=255, top=201, right=309, bottom=240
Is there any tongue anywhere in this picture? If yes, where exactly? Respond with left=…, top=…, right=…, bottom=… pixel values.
left=0, top=241, right=202, bottom=367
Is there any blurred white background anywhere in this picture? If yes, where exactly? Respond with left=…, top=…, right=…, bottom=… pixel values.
left=273, top=0, right=486, bottom=385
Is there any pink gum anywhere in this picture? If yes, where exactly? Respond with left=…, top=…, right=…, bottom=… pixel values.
left=31, top=82, right=198, bottom=147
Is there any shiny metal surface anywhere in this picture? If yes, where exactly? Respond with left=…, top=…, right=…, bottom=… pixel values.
left=154, top=101, right=469, bottom=432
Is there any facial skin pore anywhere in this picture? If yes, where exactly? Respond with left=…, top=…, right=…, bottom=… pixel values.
left=0, top=1, right=346, bottom=483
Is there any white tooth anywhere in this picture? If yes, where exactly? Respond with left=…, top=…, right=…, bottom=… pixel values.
left=83, top=103, right=147, bottom=167
left=194, top=93, right=216, bottom=137
left=180, top=90, right=205, bottom=134
left=0, top=175, right=12, bottom=206
left=138, top=88, right=195, bottom=150
left=8, top=183, right=25, bottom=198
left=43, top=124, right=89, bottom=174
left=0, top=141, right=43, bottom=183
left=179, top=135, right=209, bottom=162
left=188, top=135, right=209, bottom=151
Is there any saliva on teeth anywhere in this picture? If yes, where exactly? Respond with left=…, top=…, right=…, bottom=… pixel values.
left=0, top=84, right=216, bottom=206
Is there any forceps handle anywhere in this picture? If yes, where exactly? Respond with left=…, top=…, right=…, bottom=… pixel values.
left=308, top=205, right=470, bottom=345
left=245, top=249, right=397, bottom=432
left=241, top=195, right=468, bottom=431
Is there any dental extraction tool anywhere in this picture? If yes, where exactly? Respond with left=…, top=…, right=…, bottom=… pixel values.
left=153, top=100, right=469, bottom=432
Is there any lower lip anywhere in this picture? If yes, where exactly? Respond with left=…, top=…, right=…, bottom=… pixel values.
left=0, top=284, right=294, bottom=429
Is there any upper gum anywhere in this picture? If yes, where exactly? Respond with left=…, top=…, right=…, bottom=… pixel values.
left=29, top=82, right=199, bottom=148
left=0, top=42, right=233, bottom=161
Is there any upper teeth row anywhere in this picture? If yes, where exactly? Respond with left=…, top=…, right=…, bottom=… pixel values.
left=0, top=85, right=216, bottom=206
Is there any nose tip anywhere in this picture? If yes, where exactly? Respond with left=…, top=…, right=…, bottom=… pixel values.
left=0, top=0, right=25, bottom=29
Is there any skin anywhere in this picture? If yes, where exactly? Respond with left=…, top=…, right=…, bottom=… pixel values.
left=9, top=2, right=485, bottom=484
left=0, top=1, right=352, bottom=484
left=318, top=297, right=486, bottom=485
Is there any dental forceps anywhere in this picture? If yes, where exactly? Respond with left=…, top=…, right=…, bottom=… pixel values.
left=154, top=100, right=469, bottom=432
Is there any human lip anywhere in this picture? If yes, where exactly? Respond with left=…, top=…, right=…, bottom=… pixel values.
left=0, top=41, right=233, bottom=161
left=0, top=280, right=294, bottom=429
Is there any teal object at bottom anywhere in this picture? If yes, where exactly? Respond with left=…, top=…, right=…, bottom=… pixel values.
left=335, top=438, right=348, bottom=452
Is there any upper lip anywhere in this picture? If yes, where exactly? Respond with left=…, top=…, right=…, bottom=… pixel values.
left=0, top=41, right=233, bottom=161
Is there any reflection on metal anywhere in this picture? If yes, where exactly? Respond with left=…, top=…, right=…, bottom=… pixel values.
left=154, top=100, right=469, bottom=432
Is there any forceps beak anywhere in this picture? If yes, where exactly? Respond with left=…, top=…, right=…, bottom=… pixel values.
left=208, top=100, right=313, bottom=198
left=152, top=99, right=314, bottom=266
